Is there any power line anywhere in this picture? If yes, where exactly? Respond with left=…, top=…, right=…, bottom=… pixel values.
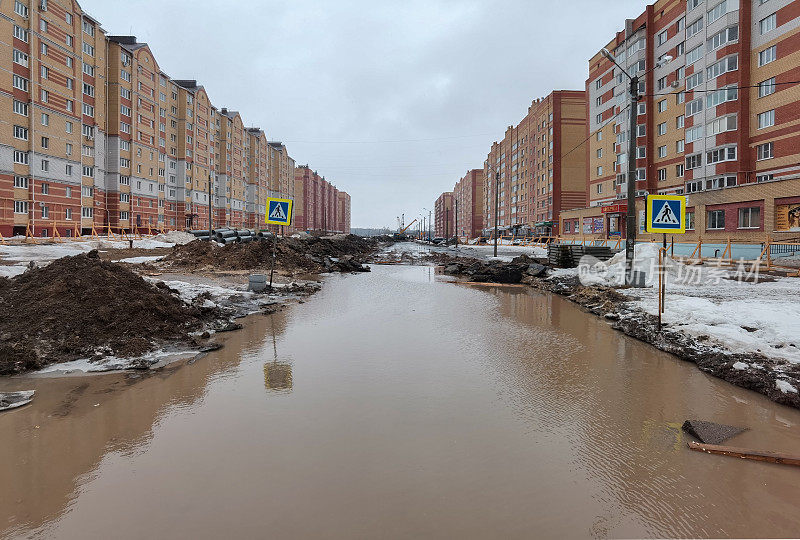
left=283, top=133, right=496, bottom=144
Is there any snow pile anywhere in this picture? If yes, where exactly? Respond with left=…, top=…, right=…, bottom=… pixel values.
left=0, top=264, right=28, bottom=278
left=152, top=230, right=196, bottom=245
left=777, top=380, right=798, bottom=394
left=116, top=255, right=164, bottom=264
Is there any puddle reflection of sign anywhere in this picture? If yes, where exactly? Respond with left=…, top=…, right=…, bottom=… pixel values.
left=265, top=197, right=293, bottom=226
left=263, top=362, right=293, bottom=391
left=646, top=195, right=686, bottom=234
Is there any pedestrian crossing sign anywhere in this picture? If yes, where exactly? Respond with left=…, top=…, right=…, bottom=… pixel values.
left=646, top=195, right=685, bottom=234
left=265, top=197, right=293, bottom=226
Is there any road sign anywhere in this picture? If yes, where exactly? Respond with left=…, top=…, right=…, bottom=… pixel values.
left=646, top=195, right=686, bottom=234
left=265, top=197, right=293, bottom=226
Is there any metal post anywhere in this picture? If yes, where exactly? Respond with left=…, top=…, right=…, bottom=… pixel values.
left=493, top=170, right=500, bottom=257
left=454, top=198, right=458, bottom=247
left=208, top=173, right=213, bottom=240
left=625, top=75, right=639, bottom=285
left=428, top=210, right=432, bottom=241
left=269, top=228, right=277, bottom=289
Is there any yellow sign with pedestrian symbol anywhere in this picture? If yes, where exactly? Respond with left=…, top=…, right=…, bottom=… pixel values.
left=265, top=197, right=293, bottom=226
left=646, top=195, right=686, bottom=234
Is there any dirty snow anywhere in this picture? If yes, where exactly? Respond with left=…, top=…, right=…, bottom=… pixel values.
left=0, top=264, right=28, bottom=278
left=0, top=237, right=176, bottom=265
left=116, top=255, right=163, bottom=264
left=732, top=361, right=749, bottom=371
left=34, top=350, right=199, bottom=374
left=457, top=244, right=548, bottom=259
left=151, top=230, right=196, bottom=245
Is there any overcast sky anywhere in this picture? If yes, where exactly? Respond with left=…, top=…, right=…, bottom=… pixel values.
left=87, top=0, right=649, bottom=228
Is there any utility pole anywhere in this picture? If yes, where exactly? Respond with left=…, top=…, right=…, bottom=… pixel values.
left=625, top=74, right=639, bottom=284
left=454, top=197, right=458, bottom=246
left=428, top=210, right=432, bottom=241
left=494, top=169, right=500, bottom=258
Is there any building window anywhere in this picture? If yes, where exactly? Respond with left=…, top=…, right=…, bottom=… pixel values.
left=686, top=211, right=695, bottom=230
left=757, top=110, right=775, bottom=129
left=686, top=44, right=703, bottom=65
left=65, top=208, right=72, bottom=220
left=14, top=151, right=28, bottom=165
left=686, top=154, right=702, bottom=169
left=658, top=99, right=667, bottom=113
left=686, top=125, right=704, bottom=143
left=14, top=200, right=28, bottom=214
left=706, top=146, right=736, bottom=164
left=707, top=55, right=738, bottom=80
left=758, top=45, right=776, bottom=66
left=687, top=17, right=704, bottom=38
left=738, top=207, right=760, bottom=229
left=758, top=77, right=776, bottom=98
left=13, top=176, right=28, bottom=188
left=41, top=159, right=49, bottom=172
left=597, top=148, right=603, bottom=159
left=658, top=30, right=668, bottom=46
left=13, top=125, right=28, bottom=140
left=760, top=13, right=777, bottom=35
left=658, top=122, right=667, bottom=135
left=686, top=98, right=703, bottom=117
left=676, top=115, right=684, bottom=129
left=41, top=136, right=49, bottom=149
left=658, top=145, right=667, bottom=158
left=597, top=166, right=603, bottom=176
left=676, top=164, right=685, bottom=178
left=687, top=72, right=704, bottom=90
left=82, top=207, right=94, bottom=219
left=676, top=140, right=685, bottom=153
left=707, top=1, right=729, bottom=25
left=757, top=142, right=774, bottom=160
left=707, top=210, right=725, bottom=230
left=12, top=74, right=28, bottom=91
left=658, top=168, right=667, bottom=181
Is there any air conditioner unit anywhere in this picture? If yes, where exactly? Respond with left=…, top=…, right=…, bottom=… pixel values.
left=670, top=80, right=681, bottom=88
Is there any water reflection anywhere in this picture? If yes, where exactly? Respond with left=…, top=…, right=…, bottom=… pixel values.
left=264, top=314, right=293, bottom=392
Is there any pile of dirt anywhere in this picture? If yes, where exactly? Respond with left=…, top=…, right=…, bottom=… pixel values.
left=163, top=235, right=377, bottom=274
left=0, top=251, right=215, bottom=375
left=441, top=255, right=549, bottom=284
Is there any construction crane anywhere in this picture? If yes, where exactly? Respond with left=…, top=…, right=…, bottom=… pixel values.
left=398, top=218, right=417, bottom=234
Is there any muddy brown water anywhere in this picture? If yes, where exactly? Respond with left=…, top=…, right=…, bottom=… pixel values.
left=1, top=265, right=800, bottom=539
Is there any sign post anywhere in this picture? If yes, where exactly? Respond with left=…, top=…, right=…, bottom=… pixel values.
left=646, top=195, right=686, bottom=331
left=265, top=197, right=294, bottom=290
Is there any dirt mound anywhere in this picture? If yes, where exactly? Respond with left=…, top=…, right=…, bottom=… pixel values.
left=164, top=235, right=377, bottom=273
left=0, top=251, right=213, bottom=375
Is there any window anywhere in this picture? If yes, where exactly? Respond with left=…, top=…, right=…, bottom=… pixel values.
left=41, top=136, right=49, bottom=149
left=707, top=1, right=728, bottom=24
left=759, top=46, right=776, bottom=66
left=758, top=110, right=775, bottom=129
left=82, top=124, right=94, bottom=138
left=595, top=79, right=602, bottom=90
left=41, top=159, right=49, bottom=172
left=706, top=146, right=736, bottom=164
left=120, top=176, right=130, bottom=185
left=66, top=121, right=73, bottom=134
left=676, top=41, right=685, bottom=56
left=13, top=49, right=28, bottom=67
left=13, top=100, right=28, bottom=116
left=676, top=16, right=685, bottom=32
left=636, top=146, right=646, bottom=158
left=706, top=86, right=737, bottom=108
left=658, top=30, right=668, bottom=46
left=121, top=105, right=131, bottom=116
left=707, top=55, right=737, bottom=80
left=596, top=183, right=603, bottom=194
left=41, top=89, right=49, bottom=103
left=82, top=207, right=94, bottom=219
left=121, top=69, right=131, bottom=82
left=65, top=208, right=73, bottom=220
left=686, top=71, right=704, bottom=90
left=707, top=114, right=737, bottom=135
left=686, top=211, right=695, bottom=230
left=707, top=209, right=725, bottom=229
left=686, top=44, right=703, bottom=65
left=676, top=91, right=685, bottom=105
left=83, top=20, right=95, bottom=36
left=13, top=125, right=28, bottom=140
left=120, top=211, right=129, bottom=221
left=14, top=151, right=28, bottom=165
left=658, top=168, right=667, bottom=181
left=81, top=186, right=94, bottom=197
left=676, top=115, right=685, bottom=129
left=758, top=77, right=776, bottom=98
left=596, top=166, right=603, bottom=176
left=597, top=148, right=603, bottom=158
left=121, top=88, right=131, bottom=99
left=82, top=104, right=94, bottom=117
left=658, top=145, right=667, bottom=158
left=686, top=125, right=704, bottom=143
left=13, top=74, right=28, bottom=91
left=41, top=183, right=49, bottom=194
left=120, top=193, right=130, bottom=202
left=738, top=207, right=760, bottom=229
left=83, top=62, right=94, bottom=76
left=676, top=164, right=685, bottom=177
left=82, top=165, right=94, bottom=177
left=120, top=158, right=130, bottom=168
left=657, top=76, right=667, bottom=91
left=13, top=176, right=28, bottom=188
left=13, top=25, right=28, bottom=42
left=14, top=0, right=28, bottom=16
left=687, top=17, right=704, bottom=38
left=82, top=42, right=94, bottom=56
left=83, top=83, right=94, bottom=97
left=14, top=201, right=28, bottom=214
left=708, top=25, right=738, bottom=51
left=760, top=13, right=776, bottom=35
left=596, top=113, right=602, bottom=124
left=675, top=66, right=685, bottom=81
left=756, top=173, right=773, bottom=183
left=686, top=153, right=702, bottom=169
left=757, top=142, right=773, bottom=160
left=66, top=164, right=73, bottom=174
left=677, top=140, right=685, bottom=153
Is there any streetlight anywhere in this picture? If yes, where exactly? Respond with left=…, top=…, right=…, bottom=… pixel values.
left=600, top=47, right=671, bottom=284
left=492, top=166, right=500, bottom=258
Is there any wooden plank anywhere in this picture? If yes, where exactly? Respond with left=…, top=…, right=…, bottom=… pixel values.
left=688, top=441, right=800, bottom=467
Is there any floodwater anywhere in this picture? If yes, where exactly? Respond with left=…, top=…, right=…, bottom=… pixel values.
left=2, top=264, right=800, bottom=539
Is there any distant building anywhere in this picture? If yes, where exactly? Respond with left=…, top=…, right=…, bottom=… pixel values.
left=293, top=166, right=350, bottom=233
left=434, top=192, right=454, bottom=237
left=453, top=169, right=485, bottom=238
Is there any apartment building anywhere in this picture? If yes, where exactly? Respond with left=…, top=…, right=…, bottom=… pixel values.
left=452, top=169, right=485, bottom=239
left=564, top=0, right=800, bottom=241
left=293, top=165, right=350, bottom=233
left=0, top=0, right=316, bottom=237
left=433, top=191, right=453, bottom=238
left=482, top=91, right=588, bottom=237
left=0, top=1, right=108, bottom=237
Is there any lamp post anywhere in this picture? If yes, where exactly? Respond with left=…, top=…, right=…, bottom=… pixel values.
left=493, top=167, right=500, bottom=258
left=601, top=48, right=671, bottom=284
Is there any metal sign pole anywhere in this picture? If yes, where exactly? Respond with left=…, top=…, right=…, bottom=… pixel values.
left=269, top=229, right=277, bottom=290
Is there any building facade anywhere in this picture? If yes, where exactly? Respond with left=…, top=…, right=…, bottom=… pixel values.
left=293, top=165, right=350, bottom=233
left=453, top=169, right=485, bottom=238
left=434, top=191, right=453, bottom=238
left=566, top=0, right=800, bottom=241
left=0, top=0, right=328, bottom=237
left=482, top=90, right=588, bottom=237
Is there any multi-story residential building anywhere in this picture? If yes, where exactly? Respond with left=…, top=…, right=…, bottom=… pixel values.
left=0, top=1, right=108, bottom=238
left=0, top=1, right=319, bottom=237
left=293, top=165, right=350, bottom=233
left=336, top=191, right=351, bottom=234
left=483, top=91, right=588, bottom=237
left=563, top=0, right=800, bottom=241
left=434, top=191, right=453, bottom=238
left=453, top=169, right=485, bottom=238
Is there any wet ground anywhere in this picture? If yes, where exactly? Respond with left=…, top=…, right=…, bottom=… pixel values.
left=2, top=264, right=800, bottom=539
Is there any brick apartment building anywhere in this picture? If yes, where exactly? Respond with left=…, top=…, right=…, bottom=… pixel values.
left=293, top=165, right=351, bottom=233
left=0, top=0, right=317, bottom=238
left=482, top=91, right=588, bottom=237
left=453, top=169, right=485, bottom=238
left=434, top=191, right=453, bottom=237
left=562, top=0, right=800, bottom=242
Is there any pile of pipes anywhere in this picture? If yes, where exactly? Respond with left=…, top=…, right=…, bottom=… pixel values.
left=189, top=229, right=274, bottom=244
